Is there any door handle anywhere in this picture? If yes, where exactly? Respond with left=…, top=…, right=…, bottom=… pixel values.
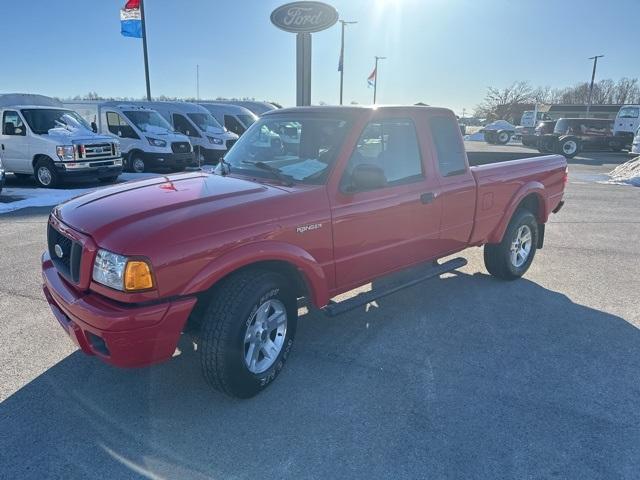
left=420, top=192, right=436, bottom=204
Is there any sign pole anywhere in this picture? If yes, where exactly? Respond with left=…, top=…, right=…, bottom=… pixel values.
left=140, top=0, right=152, bottom=101
left=373, top=56, right=386, bottom=104
left=296, top=33, right=312, bottom=106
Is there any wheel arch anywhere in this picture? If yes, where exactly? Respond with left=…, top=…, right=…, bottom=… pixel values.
left=32, top=153, right=54, bottom=168
left=488, top=183, right=547, bottom=244
left=182, top=241, right=330, bottom=308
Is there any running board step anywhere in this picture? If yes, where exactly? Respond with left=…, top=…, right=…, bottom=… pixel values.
left=322, top=257, right=467, bottom=317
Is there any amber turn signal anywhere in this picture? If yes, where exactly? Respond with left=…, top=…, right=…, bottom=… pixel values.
left=124, top=261, right=154, bottom=291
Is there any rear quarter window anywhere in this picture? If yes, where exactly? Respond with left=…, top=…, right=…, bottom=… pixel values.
left=429, top=116, right=467, bottom=177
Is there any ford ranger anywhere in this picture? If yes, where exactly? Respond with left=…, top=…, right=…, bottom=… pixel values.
left=42, top=106, right=567, bottom=398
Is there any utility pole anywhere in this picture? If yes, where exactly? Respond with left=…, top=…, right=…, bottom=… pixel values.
left=338, top=20, right=357, bottom=105
left=586, top=55, right=604, bottom=117
left=196, top=64, right=200, bottom=101
left=140, top=0, right=152, bottom=100
left=373, top=56, right=386, bottom=104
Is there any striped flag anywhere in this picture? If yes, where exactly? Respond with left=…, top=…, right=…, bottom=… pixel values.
left=367, top=67, right=376, bottom=87
left=120, top=0, right=142, bottom=38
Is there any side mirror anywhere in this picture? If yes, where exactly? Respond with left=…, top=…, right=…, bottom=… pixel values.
left=91, top=122, right=98, bottom=133
left=15, top=127, right=23, bottom=135
left=350, top=163, right=387, bottom=191
left=117, top=130, right=123, bottom=137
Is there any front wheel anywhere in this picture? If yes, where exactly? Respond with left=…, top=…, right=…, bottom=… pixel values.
left=484, top=209, right=538, bottom=280
left=199, top=269, right=298, bottom=398
left=559, top=137, right=580, bottom=158
left=496, top=131, right=511, bottom=145
left=34, top=158, right=59, bottom=188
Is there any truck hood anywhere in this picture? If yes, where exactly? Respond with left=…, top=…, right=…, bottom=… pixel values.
left=43, top=129, right=114, bottom=145
left=54, top=172, right=284, bottom=246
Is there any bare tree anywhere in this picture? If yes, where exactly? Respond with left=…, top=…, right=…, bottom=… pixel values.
left=474, top=81, right=533, bottom=121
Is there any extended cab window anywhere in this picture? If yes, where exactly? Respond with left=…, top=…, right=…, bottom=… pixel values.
left=106, top=112, right=139, bottom=139
left=2, top=111, right=26, bottom=136
left=429, top=116, right=467, bottom=177
left=173, top=114, right=200, bottom=137
left=342, top=119, right=423, bottom=191
left=225, top=115, right=246, bottom=135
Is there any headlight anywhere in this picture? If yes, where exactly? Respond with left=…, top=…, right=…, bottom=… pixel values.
left=207, top=136, right=224, bottom=145
left=114, top=142, right=121, bottom=156
left=146, top=137, right=167, bottom=147
left=56, top=145, right=77, bottom=161
left=92, top=249, right=154, bottom=292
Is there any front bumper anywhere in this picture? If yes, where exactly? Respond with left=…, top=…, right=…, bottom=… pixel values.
left=55, top=158, right=123, bottom=179
left=42, top=252, right=197, bottom=368
left=142, top=151, right=195, bottom=169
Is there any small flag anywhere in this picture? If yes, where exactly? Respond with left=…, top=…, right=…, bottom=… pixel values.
left=367, top=67, right=376, bottom=88
left=121, top=0, right=142, bottom=38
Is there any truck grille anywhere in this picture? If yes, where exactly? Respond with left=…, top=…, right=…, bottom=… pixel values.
left=226, top=139, right=237, bottom=150
left=47, top=224, right=82, bottom=284
left=81, top=143, right=115, bottom=159
left=171, top=142, right=191, bottom=154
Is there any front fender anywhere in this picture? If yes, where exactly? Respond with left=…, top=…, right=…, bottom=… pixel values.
left=181, top=241, right=330, bottom=307
left=488, top=181, right=546, bottom=244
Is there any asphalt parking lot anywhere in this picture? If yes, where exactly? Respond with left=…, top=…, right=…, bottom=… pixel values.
left=1, top=148, right=639, bottom=479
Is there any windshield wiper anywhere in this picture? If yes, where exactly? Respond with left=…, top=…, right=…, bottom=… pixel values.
left=242, top=161, right=294, bottom=186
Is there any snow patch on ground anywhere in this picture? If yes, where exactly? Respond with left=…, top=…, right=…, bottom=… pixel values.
left=601, top=156, right=640, bottom=187
left=0, top=172, right=161, bottom=214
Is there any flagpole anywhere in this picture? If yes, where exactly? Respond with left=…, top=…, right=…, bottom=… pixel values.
left=338, top=20, right=357, bottom=106
left=140, top=0, right=151, bottom=101
left=373, top=56, right=386, bottom=104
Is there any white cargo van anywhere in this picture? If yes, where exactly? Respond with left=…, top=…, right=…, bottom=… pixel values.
left=124, top=102, right=238, bottom=164
left=65, top=101, right=194, bottom=173
left=198, top=103, right=258, bottom=136
left=613, top=105, right=640, bottom=150
left=0, top=94, right=122, bottom=187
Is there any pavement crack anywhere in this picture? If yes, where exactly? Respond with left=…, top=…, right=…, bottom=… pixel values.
left=0, top=288, right=47, bottom=303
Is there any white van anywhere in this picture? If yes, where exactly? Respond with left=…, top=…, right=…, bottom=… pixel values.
left=208, top=100, right=278, bottom=116
left=613, top=105, right=640, bottom=150
left=125, top=102, right=238, bottom=164
left=631, top=125, right=640, bottom=155
left=1, top=94, right=122, bottom=187
left=198, top=103, right=258, bottom=136
left=65, top=101, right=194, bottom=173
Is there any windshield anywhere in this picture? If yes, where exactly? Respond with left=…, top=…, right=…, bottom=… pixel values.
left=187, top=112, right=223, bottom=132
left=618, top=106, right=639, bottom=119
left=123, top=110, right=172, bottom=134
left=218, top=115, right=351, bottom=184
left=20, top=109, right=92, bottom=134
left=238, top=114, right=257, bottom=128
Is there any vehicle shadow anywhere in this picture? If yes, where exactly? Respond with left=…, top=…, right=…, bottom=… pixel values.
left=2, top=272, right=639, bottom=479
left=568, top=152, right=634, bottom=166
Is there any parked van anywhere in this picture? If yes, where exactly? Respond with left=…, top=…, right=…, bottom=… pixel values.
left=65, top=101, right=194, bottom=173
left=1, top=94, right=122, bottom=187
left=124, top=102, right=238, bottom=164
left=198, top=103, right=258, bottom=136
left=613, top=105, right=640, bottom=150
left=631, top=125, right=640, bottom=155
left=208, top=100, right=278, bottom=116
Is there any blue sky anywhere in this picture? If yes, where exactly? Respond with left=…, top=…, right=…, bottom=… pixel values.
left=2, top=0, right=637, bottom=113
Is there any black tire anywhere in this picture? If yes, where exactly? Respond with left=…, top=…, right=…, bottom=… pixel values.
left=99, top=175, right=119, bottom=183
left=496, top=130, right=512, bottom=145
left=199, top=269, right=298, bottom=398
left=126, top=153, right=146, bottom=173
left=484, top=209, right=538, bottom=280
left=34, top=158, right=59, bottom=188
left=558, top=137, right=581, bottom=158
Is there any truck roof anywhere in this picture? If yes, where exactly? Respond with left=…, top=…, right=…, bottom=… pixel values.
left=265, top=105, right=455, bottom=116
left=0, top=93, right=63, bottom=108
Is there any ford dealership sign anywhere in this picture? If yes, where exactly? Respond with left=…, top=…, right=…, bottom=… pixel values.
left=271, top=2, right=339, bottom=34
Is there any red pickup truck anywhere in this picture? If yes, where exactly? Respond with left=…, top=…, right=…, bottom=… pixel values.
left=42, top=106, right=567, bottom=398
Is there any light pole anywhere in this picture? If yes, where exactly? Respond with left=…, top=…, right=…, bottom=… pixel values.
left=373, top=56, right=386, bottom=104
left=140, top=0, right=151, bottom=101
left=338, top=20, right=357, bottom=105
left=196, top=64, right=200, bottom=101
left=586, top=55, right=604, bottom=117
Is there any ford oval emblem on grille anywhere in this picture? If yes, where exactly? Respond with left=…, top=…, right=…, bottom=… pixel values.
left=54, top=244, right=64, bottom=258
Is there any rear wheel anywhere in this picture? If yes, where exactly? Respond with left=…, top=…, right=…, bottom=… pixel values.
left=34, top=158, right=59, bottom=188
left=199, top=269, right=298, bottom=398
left=484, top=209, right=538, bottom=280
